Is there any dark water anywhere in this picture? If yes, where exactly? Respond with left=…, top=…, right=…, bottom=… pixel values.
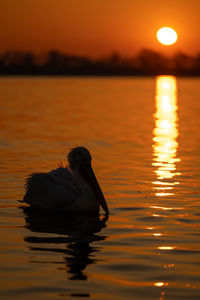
left=0, top=76, right=200, bottom=299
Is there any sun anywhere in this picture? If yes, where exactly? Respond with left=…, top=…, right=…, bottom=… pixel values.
left=156, top=27, right=178, bottom=46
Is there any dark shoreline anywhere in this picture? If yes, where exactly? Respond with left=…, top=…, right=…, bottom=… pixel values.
left=1, top=74, right=200, bottom=77
left=1, top=49, right=200, bottom=77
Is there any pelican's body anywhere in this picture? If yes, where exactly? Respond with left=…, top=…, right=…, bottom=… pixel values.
left=23, top=147, right=109, bottom=214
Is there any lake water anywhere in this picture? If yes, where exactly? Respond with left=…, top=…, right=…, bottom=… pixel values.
left=0, top=76, right=200, bottom=300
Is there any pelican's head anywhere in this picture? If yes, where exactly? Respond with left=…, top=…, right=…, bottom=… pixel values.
left=67, top=147, right=109, bottom=214
left=68, top=147, right=92, bottom=170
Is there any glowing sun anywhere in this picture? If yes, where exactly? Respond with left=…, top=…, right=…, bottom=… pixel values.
left=157, top=27, right=178, bottom=46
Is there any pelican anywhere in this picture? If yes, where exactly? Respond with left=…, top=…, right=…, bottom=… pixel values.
left=23, top=147, right=109, bottom=214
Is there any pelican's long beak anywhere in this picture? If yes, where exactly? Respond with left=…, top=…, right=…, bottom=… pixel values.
left=79, top=163, right=109, bottom=214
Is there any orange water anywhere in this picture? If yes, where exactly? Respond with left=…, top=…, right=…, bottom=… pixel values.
left=0, top=76, right=200, bottom=299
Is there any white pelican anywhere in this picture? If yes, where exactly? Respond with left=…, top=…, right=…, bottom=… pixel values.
left=23, top=147, right=109, bottom=214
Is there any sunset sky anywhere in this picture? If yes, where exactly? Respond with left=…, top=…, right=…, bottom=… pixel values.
left=1, top=0, right=200, bottom=57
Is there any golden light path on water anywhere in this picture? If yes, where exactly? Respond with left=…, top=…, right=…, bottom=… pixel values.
left=152, top=76, right=181, bottom=196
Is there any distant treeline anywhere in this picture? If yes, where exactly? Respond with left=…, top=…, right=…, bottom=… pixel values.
left=1, top=49, right=200, bottom=76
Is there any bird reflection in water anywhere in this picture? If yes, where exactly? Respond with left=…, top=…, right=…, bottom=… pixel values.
left=23, top=207, right=108, bottom=280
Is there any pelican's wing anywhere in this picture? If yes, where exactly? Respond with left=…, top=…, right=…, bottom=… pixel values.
left=23, top=168, right=80, bottom=210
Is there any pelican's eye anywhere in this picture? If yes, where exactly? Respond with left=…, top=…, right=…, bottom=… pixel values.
left=82, top=159, right=91, bottom=166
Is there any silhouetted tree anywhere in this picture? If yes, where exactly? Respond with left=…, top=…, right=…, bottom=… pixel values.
left=172, top=52, right=195, bottom=75
left=137, top=49, right=168, bottom=75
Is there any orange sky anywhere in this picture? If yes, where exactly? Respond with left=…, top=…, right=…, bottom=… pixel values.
left=1, top=0, right=200, bottom=57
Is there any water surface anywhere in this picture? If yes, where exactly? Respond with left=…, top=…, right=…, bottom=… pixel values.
left=0, top=76, right=200, bottom=299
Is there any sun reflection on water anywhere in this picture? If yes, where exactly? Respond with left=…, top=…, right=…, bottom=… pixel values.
left=158, top=246, right=175, bottom=250
left=154, top=282, right=166, bottom=287
left=152, top=76, right=181, bottom=196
